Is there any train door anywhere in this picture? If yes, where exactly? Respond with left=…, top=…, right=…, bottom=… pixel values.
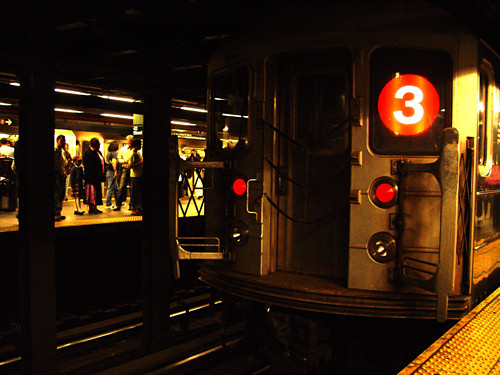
left=274, top=49, right=351, bottom=278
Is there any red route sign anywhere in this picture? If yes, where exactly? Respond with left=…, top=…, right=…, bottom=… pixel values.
left=378, top=74, right=439, bottom=136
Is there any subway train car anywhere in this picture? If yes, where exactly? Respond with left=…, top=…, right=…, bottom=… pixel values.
left=169, top=0, right=500, bottom=321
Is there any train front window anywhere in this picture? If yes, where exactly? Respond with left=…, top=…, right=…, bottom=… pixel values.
left=294, top=72, right=348, bottom=152
left=210, top=67, right=249, bottom=151
left=370, top=48, right=452, bottom=155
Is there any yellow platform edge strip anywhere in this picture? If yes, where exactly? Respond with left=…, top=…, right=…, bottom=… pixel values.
left=398, top=287, right=500, bottom=375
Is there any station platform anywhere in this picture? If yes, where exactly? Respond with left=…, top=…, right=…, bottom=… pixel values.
left=0, top=195, right=203, bottom=233
left=399, top=287, right=500, bottom=374
left=0, top=199, right=141, bottom=233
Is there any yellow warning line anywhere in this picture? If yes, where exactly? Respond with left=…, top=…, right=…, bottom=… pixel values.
left=399, top=287, right=500, bottom=374
left=55, top=216, right=141, bottom=227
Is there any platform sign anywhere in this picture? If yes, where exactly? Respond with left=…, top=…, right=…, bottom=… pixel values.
left=133, top=126, right=143, bottom=136
left=0, top=119, right=13, bottom=126
left=378, top=74, right=439, bottom=136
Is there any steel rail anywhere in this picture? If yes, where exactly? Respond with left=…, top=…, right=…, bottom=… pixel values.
left=0, top=297, right=221, bottom=369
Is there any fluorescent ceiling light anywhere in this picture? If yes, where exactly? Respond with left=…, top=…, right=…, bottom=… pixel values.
left=55, top=108, right=84, bottom=113
left=100, top=113, right=134, bottom=120
left=0, top=102, right=12, bottom=106
left=172, top=120, right=196, bottom=126
left=9, top=82, right=20, bottom=87
left=55, top=88, right=91, bottom=96
left=180, top=106, right=207, bottom=113
left=99, top=95, right=135, bottom=103
left=222, top=113, right=248, bottom=118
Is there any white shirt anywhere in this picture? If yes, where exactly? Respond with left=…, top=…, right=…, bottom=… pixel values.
left=117, top=146, right=134, bottom=167
left=0, top=145, right=14, bottom=158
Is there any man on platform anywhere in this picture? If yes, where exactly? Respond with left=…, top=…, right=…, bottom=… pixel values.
left=114, top=135, right=134, bottom=211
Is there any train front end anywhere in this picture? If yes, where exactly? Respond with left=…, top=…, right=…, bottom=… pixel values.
left=169, top=1, right=500, bottom=321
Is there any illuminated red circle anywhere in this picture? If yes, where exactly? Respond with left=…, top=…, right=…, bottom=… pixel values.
left=375, top=183, right=395, bottom=203
left=378, top=74, right=439, bottom=136
left=232, top=178, right=247, bottom=196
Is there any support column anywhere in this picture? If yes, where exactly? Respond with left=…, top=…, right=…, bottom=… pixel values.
left=15, top=4, right=58, bottom=371
left=17, top=68, right=57, bottom=373
left=140, top=57, right=174, bottom=354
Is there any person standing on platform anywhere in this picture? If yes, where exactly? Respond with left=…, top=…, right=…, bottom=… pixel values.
left=63, top=142, right=73, bottom=201
left=114, top=135, right=134, bottom=211
left=129, top=138, right=143, bottom=216
left=75, top=139, right=81, bottom=157
left=70, top=155, right=85, bottom=215
left=54, top=135, right=68, bottom=221
left=0, top=138, right=14, bottom=158
left=105, top=142, right=119, bottom=209
left=83, top=138, right=105, bottom=214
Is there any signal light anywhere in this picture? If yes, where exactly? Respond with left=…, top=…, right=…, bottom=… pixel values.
left=369, top=177, right=398, bottom=208
left=232, top=178, right=247, bottom=196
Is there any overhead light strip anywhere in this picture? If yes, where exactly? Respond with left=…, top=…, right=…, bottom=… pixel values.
left=172, top=120, right=197, bottom=126
left=100, top=113, right=134, bottom=120
left=55, top=88, right=91, bottom=96
left=222, top=113, right=248, bottom=118
left=55, top=108, right=84, bottom=113
left=5, top=82, right=208, bottom=123
left=180, top=106, right=207, bottom=113
left=98, top=95, right=135, bottom=103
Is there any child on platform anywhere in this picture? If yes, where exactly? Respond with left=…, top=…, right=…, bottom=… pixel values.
left=70, top=155, right=85, bottom=215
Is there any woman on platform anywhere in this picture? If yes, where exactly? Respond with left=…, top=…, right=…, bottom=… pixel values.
left=82, top=138, right=106, bottom=214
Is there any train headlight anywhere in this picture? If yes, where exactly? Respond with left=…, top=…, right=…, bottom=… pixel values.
left=230, top=221, right=249, bottom=247
left=368, top=232, right=396, bottom=263
left=369, top=177, right=398, bottom=208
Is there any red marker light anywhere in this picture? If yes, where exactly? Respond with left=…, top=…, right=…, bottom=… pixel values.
left=375, top=183, right=395, bottom=203
left=369, top=177, right=398, bottom=208
left=232, top=178, right=247, bottom=196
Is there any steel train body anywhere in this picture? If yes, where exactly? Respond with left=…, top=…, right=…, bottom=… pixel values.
left=170, top=0, right=500, bottom=321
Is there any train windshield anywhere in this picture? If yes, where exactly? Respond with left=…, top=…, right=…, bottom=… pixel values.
left=210, top=67, right=249, bottom=151
left=370, top=48, right=452, bottom=155
left=295, top=71, right=348, bottom=152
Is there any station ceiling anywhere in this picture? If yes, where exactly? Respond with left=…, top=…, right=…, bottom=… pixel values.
left=0, top=0, right=499, bottom=106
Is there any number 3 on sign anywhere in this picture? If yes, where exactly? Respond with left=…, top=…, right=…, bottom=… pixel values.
left=378, top=74, right=439, bottom=136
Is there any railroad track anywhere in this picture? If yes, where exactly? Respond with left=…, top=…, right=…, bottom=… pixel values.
left=0, top=289, right=229, bottom=374
left=138, top=333, right=273, bottom=375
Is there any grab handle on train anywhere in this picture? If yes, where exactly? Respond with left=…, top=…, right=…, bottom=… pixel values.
left=246, top=176, right=260, bottom=222
left=435, top=127, right=459, bottom=322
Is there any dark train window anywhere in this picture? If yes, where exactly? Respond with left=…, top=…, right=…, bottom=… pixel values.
left=477, top=69, right=489, bottom=167
left=370, top=48, right=452, bottom=155
left=294, top=71, right=348, bottom=152
left=477, top=60, right=496, bottom=187
left=210, top=67, right=249, bottom=152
